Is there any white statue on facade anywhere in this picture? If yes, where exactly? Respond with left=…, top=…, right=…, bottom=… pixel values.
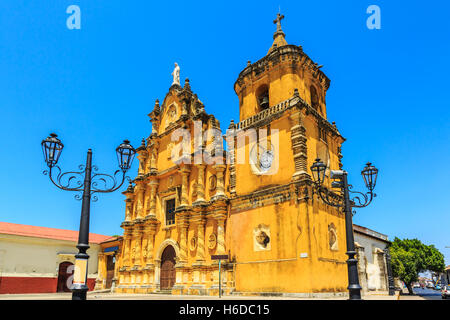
left=171, top=62, right=180, bottom=86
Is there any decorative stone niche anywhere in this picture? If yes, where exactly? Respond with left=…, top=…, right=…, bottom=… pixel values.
left=328, top=223, right=338, bottom=251
left=209, top=175, right=217, bottom=191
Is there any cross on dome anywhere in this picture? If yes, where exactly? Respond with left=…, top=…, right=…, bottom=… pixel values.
left=268, top=12, right=288, bottom=54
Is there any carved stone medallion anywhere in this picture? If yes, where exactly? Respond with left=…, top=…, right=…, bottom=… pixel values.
left=190, top=236, right=197, bottom=251
left=207, top=233, right=217, bottom=250
left=209, top=175, right=217, bottom=191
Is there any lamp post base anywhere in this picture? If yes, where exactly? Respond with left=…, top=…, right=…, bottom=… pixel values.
left=71, top=283, right=89, bottom=300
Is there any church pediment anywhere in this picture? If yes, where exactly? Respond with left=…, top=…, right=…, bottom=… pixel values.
left=149, top=77, right=208, bottom=136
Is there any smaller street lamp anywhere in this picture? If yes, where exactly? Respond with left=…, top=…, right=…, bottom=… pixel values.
left=310, top=159, right=378, bottom=300
left=41, top=133, right=135, bottom=300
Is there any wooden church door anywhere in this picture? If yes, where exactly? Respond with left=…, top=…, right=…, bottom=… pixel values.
left=160, top=246, right=176, bottom=290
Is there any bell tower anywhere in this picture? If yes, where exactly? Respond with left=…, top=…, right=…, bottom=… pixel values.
left=226, top=13, right=349, bottom=296
left=234, top=13, right=330, bottom=122
left=229, top=13, right=344, bottom=196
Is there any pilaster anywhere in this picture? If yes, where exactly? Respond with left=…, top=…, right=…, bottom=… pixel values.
left=194, top=164, right=206, bottom=204
left=134, top=180, right=145, bottom=221
left=290, top=107, right=310, bottom=181
left=212, top=164, right=227, bottom=200
left=179, top=164, right=191, bottom=208
left=146, top=179, right=159, bottom=219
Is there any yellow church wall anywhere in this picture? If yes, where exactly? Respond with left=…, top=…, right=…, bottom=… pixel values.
left=228, top=200, right=347, bottom=293
left=234, top=115, right=296, bottom=195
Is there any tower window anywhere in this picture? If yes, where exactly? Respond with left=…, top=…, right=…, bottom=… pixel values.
left=310, top=85, right=320, bottom=111
left=165, top=198, right=176, bottom=225
left=256, top=85, right=269, bottom=111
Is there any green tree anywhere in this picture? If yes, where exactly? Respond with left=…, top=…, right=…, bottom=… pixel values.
left=389, top=238, right=445, bottom=294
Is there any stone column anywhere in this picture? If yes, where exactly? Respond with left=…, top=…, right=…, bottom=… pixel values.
left=141, top=232, right=149, bottom=267
left=226, top=120, right=237, bottom=195
left=189, top=212, right=206, bottom=294
left=150, top=150, right=157, bottom=171
left=133, top=228, right=143, bottom=267
left=125, top=199, right=133, bottom=222
left=376, top=249, right=388, bottom=291
left=195, top=164, right=206, bottom=202
left=95, top=252, right=106, bottom=290
left=213, top=164, right=226, bottom=197
left=290, top=109, right=309, bottom=180
left=355, top=242, right=368, bottom=293
left=216, top=217, right=226, bottom=255
left=195, top=217, right=206, bottom=263
left=147, top=180, right=159, bottom=219
left=145, top=230, right=155, bottom=265
left=179, top=166, right=191, bottom=207
left=143, top=225, right=156, bottom=290
left=137, top=153, right=147, bottom=176
left=135, top=183, right=145, bottom=220
left=111, top=243, right=122, bottom=292
left=178, top=222, right=189, bottom=263
left=122, top=230, right=132, bottom=267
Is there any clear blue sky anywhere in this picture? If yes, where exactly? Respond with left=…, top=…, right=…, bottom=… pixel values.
left=0, top=1, right=449, bottom=264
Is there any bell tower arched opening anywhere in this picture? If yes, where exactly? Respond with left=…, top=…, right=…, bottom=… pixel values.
left=256, top=84, right=269, bottom=112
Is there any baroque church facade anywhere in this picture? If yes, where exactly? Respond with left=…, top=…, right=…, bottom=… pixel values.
left=113, top=14, right=349, bottom=296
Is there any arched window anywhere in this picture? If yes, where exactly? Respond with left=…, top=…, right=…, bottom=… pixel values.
left=256, top=85, right=269, bottom=111
left=310, top=85, right=320, bottom=111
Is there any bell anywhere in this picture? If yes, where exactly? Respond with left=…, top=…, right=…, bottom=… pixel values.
left=260, top=95, right=269, bottom=109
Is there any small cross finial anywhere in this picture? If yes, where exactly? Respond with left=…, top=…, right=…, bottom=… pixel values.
left=273, top=12, right=285, bottom=32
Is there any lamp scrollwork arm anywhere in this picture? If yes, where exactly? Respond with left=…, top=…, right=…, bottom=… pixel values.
left=348, top=184, right=376, bottom=208
left=43, top=165, right=85, bottom=192
left=314, top=184, right=344, bottom=208
left=90, top=168, right=131, bottom=194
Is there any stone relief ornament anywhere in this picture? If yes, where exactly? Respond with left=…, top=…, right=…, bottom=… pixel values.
left=167, top=142, right=174, bottom=160
left=208, top=233, right=217, bottom=250
left=209, top=175, right=217, bottom=191
left=142, top=248, right=147, bottom=259
left=165, top=104, right=178, bottom=129
left=190, top=236, right=197, bottom=251
left=168, top=175, right=174, bottom=188
left=253, top=224, right=271, bottom=251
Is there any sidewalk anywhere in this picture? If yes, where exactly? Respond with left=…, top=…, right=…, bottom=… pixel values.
left=0, top=291, right=401, bottom=300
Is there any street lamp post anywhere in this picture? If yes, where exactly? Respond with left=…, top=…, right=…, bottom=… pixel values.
left=310, top=159, right=378, bottom=300
left=41, top=133, right=135, bottom=300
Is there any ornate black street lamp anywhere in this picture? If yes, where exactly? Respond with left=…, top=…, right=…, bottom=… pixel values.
left=41, top=133, right=135, bottom=300
left=310, top=159, right=378, bottom=300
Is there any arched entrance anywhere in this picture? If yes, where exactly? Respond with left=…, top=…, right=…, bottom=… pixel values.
left=57, top=261, right=73, bottom=292
left=160, top=245, right=176, bottom=290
